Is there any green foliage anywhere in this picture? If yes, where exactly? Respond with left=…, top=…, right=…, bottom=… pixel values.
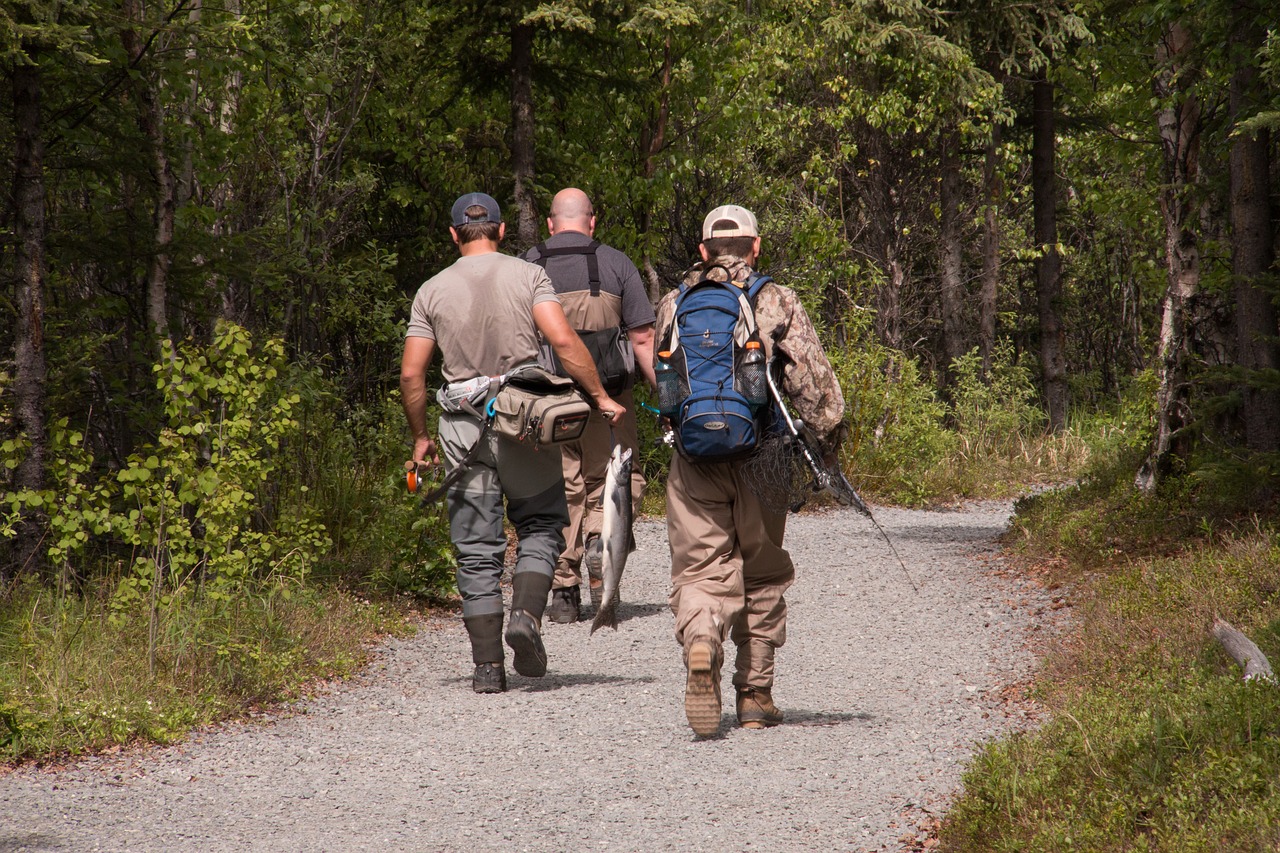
left=948, top=676, right=1280, bottom=852
left=830, top=326, right=953, bottom=505
left=295, top=392, right=457, bottom=599
left=0, top=575, right=404, bottom=762
left=945, top=517, right=1280, bottom=852
left=3, top=323, right=330, bottom=604
left=949, top=343, right=1046, bottom=454
left=632, top=383, right=672, bottom=516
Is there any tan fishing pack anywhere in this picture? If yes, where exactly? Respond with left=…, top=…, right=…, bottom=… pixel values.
left=490, top=367, right=592, bottom=447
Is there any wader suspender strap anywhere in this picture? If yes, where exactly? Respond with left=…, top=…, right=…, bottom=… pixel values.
left=531, top=240, right=602, bottom=296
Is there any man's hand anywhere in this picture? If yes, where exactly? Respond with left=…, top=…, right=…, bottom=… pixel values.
left=594, top=394, right=626, bottom=424
left=413, top=435, right=440, bottom=467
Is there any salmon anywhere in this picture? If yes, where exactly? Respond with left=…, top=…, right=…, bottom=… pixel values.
left=589, top=445, right=633, bottom=634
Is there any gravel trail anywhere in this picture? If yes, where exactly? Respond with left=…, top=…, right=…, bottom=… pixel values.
left=0, top=500, right=1050, bottom=852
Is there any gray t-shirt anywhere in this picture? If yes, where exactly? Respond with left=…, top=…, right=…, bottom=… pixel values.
left=521, top=231, right=656, bottom=332
left=406, top=252, right=559, bottom=383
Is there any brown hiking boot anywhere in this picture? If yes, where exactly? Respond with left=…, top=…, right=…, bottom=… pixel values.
left=736, top=688, right=784, bottom=729
left=684, top=638, right=722, bottom=737
left=546, top=586, right=581, bottom=624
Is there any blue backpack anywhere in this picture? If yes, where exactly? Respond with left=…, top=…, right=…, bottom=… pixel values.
left=658, top=268, right=774, bottom=463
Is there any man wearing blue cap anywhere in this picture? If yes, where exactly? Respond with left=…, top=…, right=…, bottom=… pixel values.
left=401, top=192, right=625, bottom=693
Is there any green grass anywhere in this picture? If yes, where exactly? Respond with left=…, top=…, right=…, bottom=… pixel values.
left=0, top=578, right=411, bottom=763
left=942, top=453, right=1280, bottom=852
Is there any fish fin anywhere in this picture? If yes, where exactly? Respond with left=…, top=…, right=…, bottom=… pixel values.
left=589, top=593, right=620, bottom=635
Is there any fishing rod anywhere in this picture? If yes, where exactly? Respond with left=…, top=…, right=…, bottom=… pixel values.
left=765, top=360, right=919, bottom=593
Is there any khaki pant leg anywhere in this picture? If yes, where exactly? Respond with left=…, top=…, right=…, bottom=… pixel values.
left=555, top=414, right=612, bottom=587
left=728, top=474, right=794, bottom=691
left=555, top=441, right=588, bottom=588
left=614, top=388, right=647, bottom=508
left=666, top=454, right=744, bottom=647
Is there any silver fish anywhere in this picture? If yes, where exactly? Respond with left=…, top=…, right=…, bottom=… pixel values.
left=590, top=444, right=634, bottom=634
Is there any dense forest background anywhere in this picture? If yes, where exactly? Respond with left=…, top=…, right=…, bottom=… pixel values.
left=2, top=0, right=1278, bottom=588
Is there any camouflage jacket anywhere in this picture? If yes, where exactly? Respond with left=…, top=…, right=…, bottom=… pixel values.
left=655, top=256, right=846, bottom=447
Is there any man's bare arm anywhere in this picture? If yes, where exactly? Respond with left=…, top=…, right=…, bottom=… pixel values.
left=627, top=323, right=656, bottom=390
left=399, top=336, right=439, bottom=464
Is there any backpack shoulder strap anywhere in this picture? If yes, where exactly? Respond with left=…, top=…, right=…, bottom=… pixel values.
left=529, top=239, right=602, bottom=296
left=744, top=271, right=772, bottom=303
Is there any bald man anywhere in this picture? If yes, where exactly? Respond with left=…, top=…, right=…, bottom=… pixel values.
left=521, top=189, right=657, bottom=623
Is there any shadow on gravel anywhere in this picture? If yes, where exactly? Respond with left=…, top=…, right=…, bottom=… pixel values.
left=785, top=709, right=875, bottom=727
left=891, top=524, right=1006, bottom=544
left=518, top=672, right=659, bottom=692
left=689, top=709, right=875, bottom=740
left=578, top=601, right=669, bottom=627
left=435, top=673, right=659, bottom=691
left=0, top=834, right=62, bottom=852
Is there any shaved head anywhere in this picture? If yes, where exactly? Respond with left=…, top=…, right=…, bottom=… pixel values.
left=547, top=188, right=595, bottom=236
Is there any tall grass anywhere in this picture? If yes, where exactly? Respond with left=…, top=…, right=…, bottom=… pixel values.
left=837, top=342, right=1098, bottom=504
left=0, top=576, right=404, bottom=762
left=0, top=327, right=422, bottom=763
left=943, top=443, right=1280, bottom=851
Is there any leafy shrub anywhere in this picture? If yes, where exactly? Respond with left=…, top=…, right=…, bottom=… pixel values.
left=3, top=322, right=330, bottom=605
left=830, top=332, right=953, bottom=505
left=948, top=343, right=1046, bottom=455
left=296, top=392, right=456, bottom=598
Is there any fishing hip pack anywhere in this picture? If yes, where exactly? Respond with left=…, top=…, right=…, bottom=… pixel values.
left=657, top=269, right=774, bottom=463
left=490, top=366, right=592, bottom=447
left=537, top=326, right=634, bottom=396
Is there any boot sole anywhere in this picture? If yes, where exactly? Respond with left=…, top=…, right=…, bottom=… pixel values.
left=505, top=616, right=548, bottom=678
left=738, top=716, right=782, bottom=729
left=684, top=643, right=721, bottom=737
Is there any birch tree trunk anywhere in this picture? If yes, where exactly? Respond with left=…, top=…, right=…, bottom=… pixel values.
left=1136, top=23, right=1202, bottom=493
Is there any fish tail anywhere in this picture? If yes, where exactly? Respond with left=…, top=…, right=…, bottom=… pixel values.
left=589, top=593, right=619, bottom=635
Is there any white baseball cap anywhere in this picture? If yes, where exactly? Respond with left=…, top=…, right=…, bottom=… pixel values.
left=701, top=204, right=759, bottom=239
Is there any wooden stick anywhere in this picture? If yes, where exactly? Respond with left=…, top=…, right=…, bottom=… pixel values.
left=1212, top=618, right=1275, bottom=682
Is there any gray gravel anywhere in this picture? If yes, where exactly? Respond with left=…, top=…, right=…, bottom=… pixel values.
left=0, top=500, right=1051, bottom=852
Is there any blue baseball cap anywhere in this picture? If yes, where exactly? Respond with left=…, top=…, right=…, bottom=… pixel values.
left=451, top=192, right=502, bottom=227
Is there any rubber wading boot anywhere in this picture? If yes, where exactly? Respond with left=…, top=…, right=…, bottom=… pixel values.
left=463, top=613, right=504, bottom=664
left=472, top=662, right=507, bottom=694
left=546, top=586, right=581, bottom=624
left=684, top=638, right=722, bottom=737
left=736, top=688, right=784, bottom=728
left=505, top=610, right=547, bottom=677
left=508, top=572, right=552, bottom=677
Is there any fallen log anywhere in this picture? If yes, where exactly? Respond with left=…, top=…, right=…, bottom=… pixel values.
left=1212, top=618, right=1275, bottom=682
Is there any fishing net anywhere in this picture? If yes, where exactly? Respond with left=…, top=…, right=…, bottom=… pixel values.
left=740, top=432, right=816, bottom=514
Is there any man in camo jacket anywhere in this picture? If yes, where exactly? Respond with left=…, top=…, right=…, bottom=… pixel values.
left=655, top=204, right=846, bottom=737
